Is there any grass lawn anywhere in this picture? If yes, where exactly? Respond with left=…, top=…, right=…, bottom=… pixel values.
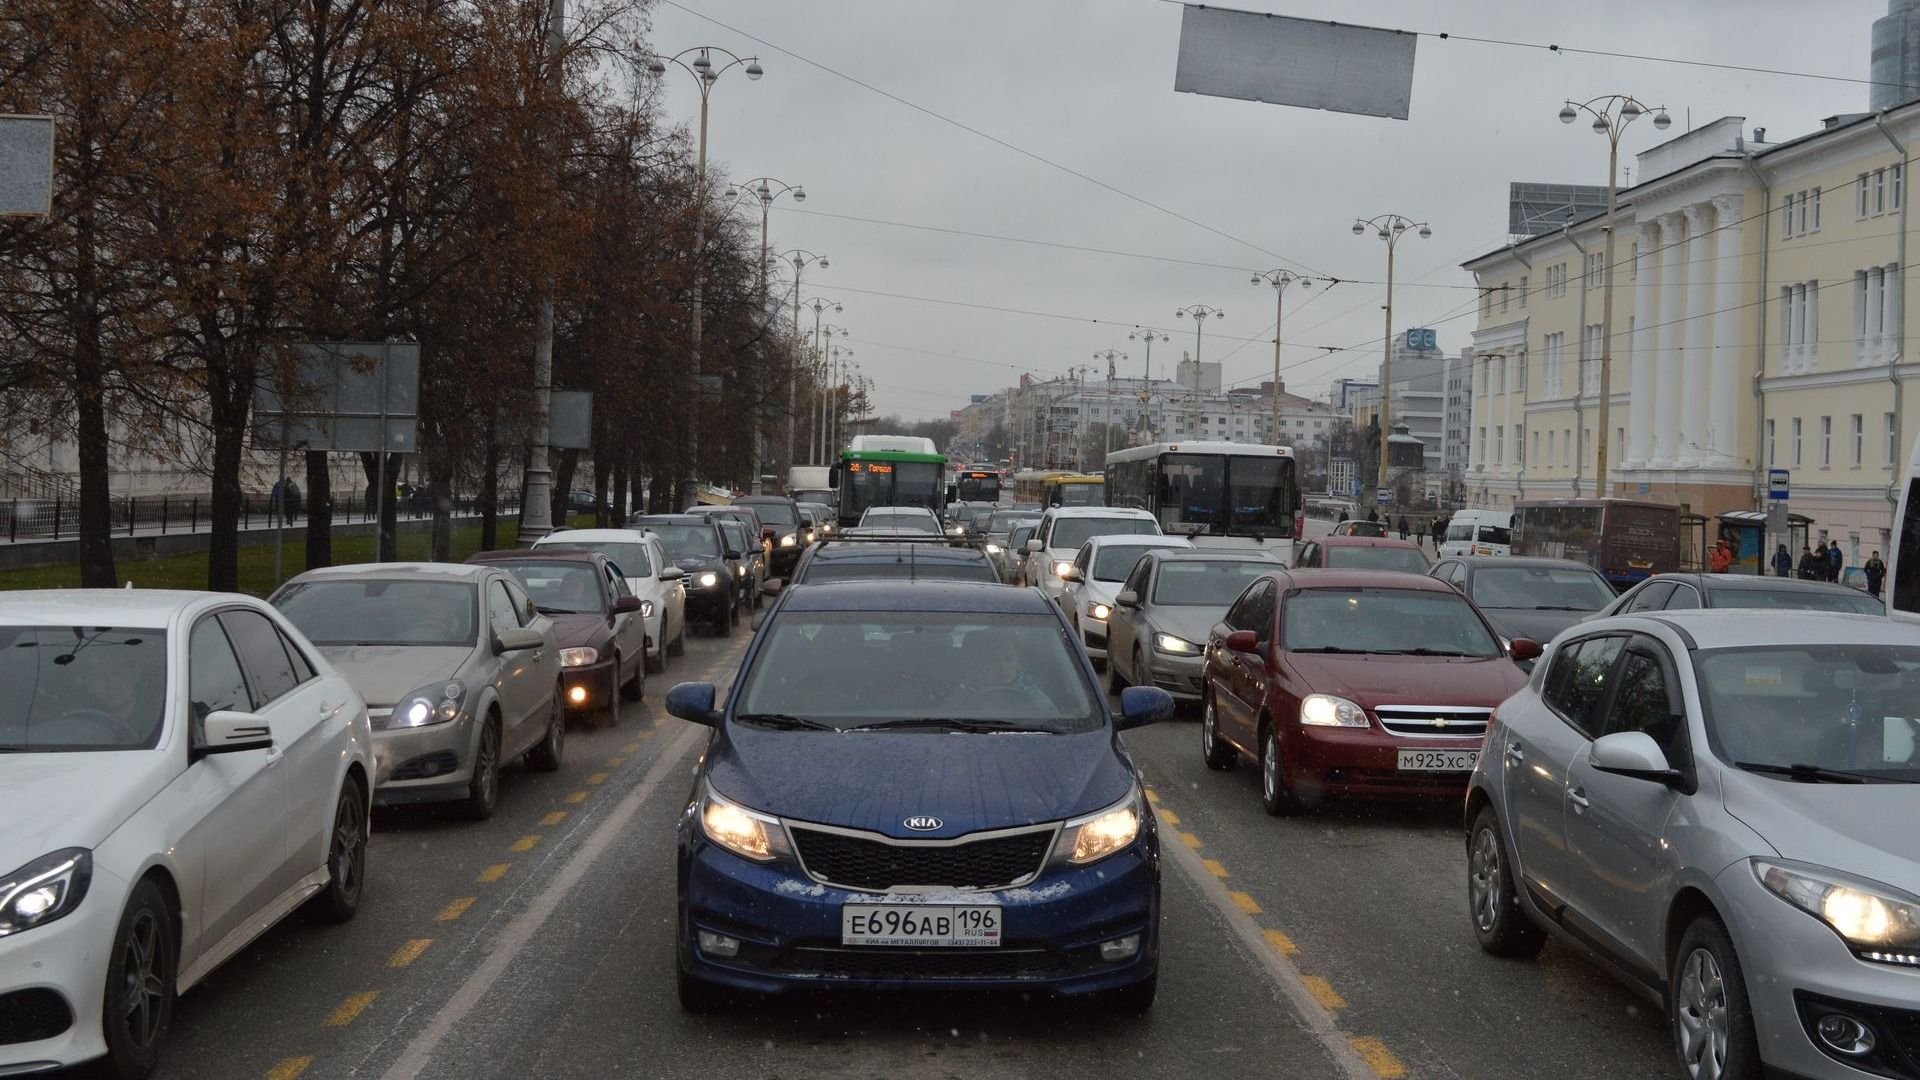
left=0, top=517, right=596, bottom=597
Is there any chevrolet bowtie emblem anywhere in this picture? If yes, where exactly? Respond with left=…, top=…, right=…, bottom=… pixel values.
left=1431, top=717, right=1451, bottom=729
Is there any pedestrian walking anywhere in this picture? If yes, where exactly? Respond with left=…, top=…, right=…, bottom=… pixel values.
left=1771, top=543, right=1794, bottom=578
left=1803, top=544, right=1823, bottom=580
left=1827, top=541, right=1845, bottom=583
left=1430, top=517, right=1445, bottom=550
left=1396, top=516, right=1409, bottom=540
left=1866, top=550, right=1888, bottom=598
left=1367, top=507, right=1380, bottom=524
left=1337, top=508, right=1348, bottom=523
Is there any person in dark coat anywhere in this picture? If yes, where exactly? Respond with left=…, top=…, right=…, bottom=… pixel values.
left=1827, top=542, right=1845, bottom=583
left=1396, top=516, right=1409, bottom=540
left=1336, top=508, right=1348, bottom=523
left=1800, top=544, right=1821, bottom=579
left=1431, top=517, right=1446, bottom=550
left=1771, top=543, right=1794, bottom=578
left=1866, top=550, right=1888, bottom=598
left=1367, top=507, right=1380, bottom=523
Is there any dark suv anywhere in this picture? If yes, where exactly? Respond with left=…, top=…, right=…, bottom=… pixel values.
left=632, top=514, right=739, bottom=635
left=731, top=496, right=806, bottom=576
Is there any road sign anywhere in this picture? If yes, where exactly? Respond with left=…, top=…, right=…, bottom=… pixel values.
left=253, top=342, right=420, bottom=453
left=1404, top=328, right=1436, bottom=351
left=1767, top=468, right=1790, bottom=501
left=1376, top=489, right=1392, bottom=505
left=549, top=390, right=593, bottom=450
left=1638, top=481, right=1650, bottom=495
left=0, top=115, right=54, bottom=217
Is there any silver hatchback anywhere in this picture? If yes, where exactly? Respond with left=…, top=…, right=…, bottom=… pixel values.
left=1466, top=610, right=1920, bottom=1080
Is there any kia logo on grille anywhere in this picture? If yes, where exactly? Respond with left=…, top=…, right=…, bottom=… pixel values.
left=903, top=816, right=943, bottom=832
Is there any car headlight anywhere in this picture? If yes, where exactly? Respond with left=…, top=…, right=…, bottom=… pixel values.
left=949, top=526, right=965, bottom=536
left=1755, top=860, right=1920, bottom=963
left=1057, top=788, right=1143, bottom=866
left=1053, top=560, right=1074, bottom=578
left=395, top=680, right=466, bottom=728
left=781, top=534, right=797, bottom=547
left=1152, top=632, right=1201, bottom=656
left=1300, top=693, right=1369, bottom=728
left=985, top=543, right=1002, bottom=555
left=640, top=599, right=655, bottom=618
left=1086, top=601, right=1112, bottom=621
left=0, top=849, right=91, bottom=938
left=698, top=786, right=792, bottom=863
left=734, top=565, right=746, bottom=577
left=697, top=572, right=720, bottom=588
left=559, top=646, right=599, bottom=668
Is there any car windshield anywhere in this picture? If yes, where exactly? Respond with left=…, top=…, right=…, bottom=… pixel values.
left=642, top=523, right=720, bottom=558
left=745, top=502, right=797, bottom=529
left=275, top=579, right=478, bottom=646
left=989, top=511, right=1039, bottom=534
left=719, top=522, right=751, bottom=551
left=1152, top=561, right=1275, bottom=606
left=0, top=627, right=167, bottom=751
left=1326, top=546, right=1430, bottom=573
left=800, top=556, right=998, bottom=584
left=1051, top=516, right=1158, bottom=551
left=1471, top=565, right=1616, bottom=610
left=486, top=560, right=606, bottom=615
left=733, top=612, right=1099, bottom=731
left=1695, top=644, right=1920, bottom=780
left=1094, top=544, right=1176, bottom=581
left=543, top=541, right=651, bottom=577
left=1711, top=586, right=1886, bottom=615
left=1282, top=588, right=1502, bottom=657
left=1009, top=525, right=1037, bottom=550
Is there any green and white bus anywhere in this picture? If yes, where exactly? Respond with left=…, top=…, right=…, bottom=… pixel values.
left=831, top=435, right=948, bottom=527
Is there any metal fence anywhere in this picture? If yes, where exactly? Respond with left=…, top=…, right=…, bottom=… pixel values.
left=2, top=489, right=524, bottom=544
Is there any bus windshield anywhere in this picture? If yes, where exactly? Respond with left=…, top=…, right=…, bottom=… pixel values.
left=1053, top=481, right=1104, bottom=507
left=1155, top=454, right=1295, bottom=538
left=843, top=459, right=943, bottom=522
left=957, top=473, right=1001, bottom=503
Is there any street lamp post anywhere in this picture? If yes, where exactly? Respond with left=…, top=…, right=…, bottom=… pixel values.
left=1251, top=270, right=1315, bottom=447
left=1128, top=328, right=1170, bottom=445
left=1559, top=94, right=1671, bottom=493
left=802, top=300, right=843, bottom=462
left=1173, top=305, right=1224, bottom=437
left=1351, top=213, right=1431, bottom=496
left=770, top=249, right=828, bottom=474
left=1093, top=349, right=1126, bottom=459
left=646, top=45, right=762, bottom=505
left=824, top=333, right=852, bottom=459
left=723, top=178, right=804, bottom=494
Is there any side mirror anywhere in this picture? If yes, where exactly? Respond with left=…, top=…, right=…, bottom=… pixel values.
left=1060, top=566, right=1083, bottom=582
left=660, top=567, right=686, bottom=581
left=828, top=463, right=841, bottom=488
left=762, top=528, right=776, bottom=542
left=724, top=549, right=742, bottom=561
left=1115, top=590, right=1140, bottom=609
left=1508, top=637, right=1543, bottom=663
left=760, top=578, right=784, bottom=596
left=750, top=609, right=769, bottom=631
left=1025, top=538, right=1044, bottom=553
left=665, top=681, right=721, bottom=726
left=1589, top=730, right=1682, bottom=785
left=198, top=710, right=273, bottom=756
left=1224, top=629, right=1260, bottom=653
left=1115, top=686, right=1175, bottom=731
left=495, top=627, right=544, bottom=654
left=613, top=596, right=643, bottom=615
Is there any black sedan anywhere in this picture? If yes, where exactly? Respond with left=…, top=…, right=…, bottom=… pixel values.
left=1429, top=556, right=1617, bottom=646
left=631, top=514, right=740, bottom=635
left=1589, top=571, right=1886, bottom=618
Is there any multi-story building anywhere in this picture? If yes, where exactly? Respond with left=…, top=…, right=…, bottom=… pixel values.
left=1442, top=351, right=1472, bottom=496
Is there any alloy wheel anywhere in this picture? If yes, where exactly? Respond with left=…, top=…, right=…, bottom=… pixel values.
left=122, top=909, right=167, bottom=1050
left=1202, top=702, right=1217, bottom=757
left=1262, top=729, right=1279, bottom=802
left=1468, top=826, right=1500, bottom=932
left=1676, top=947, right=1730, bottom=1080
left=331, top=794, right=365, bottom=902
left=477, top=726, right=498, bottom=805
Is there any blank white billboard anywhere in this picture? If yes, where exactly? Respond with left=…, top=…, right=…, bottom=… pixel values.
left=1173, top=6, right=1416, bottom=121
left=0, top=115, right=54, bottom=216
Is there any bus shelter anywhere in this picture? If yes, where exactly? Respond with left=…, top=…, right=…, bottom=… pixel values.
left=1716, top=510, right=1812, bottom=576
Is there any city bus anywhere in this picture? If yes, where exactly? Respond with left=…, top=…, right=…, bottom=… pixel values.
left=830, top=435, right=947, bottom=527
left=1044, top=474, right=1105, bottom=508
left=955, top=465, right=1002, bottom=504
left=1104, top=441, right=1302, bottom=556
left=1012, top=469, right=1073, bottom=504
left=1511, top=498, right=1681, bottom=588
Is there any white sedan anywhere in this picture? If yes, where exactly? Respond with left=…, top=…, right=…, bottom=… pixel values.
left=0, top=590, right=373, bottom=1079
left=534, top=528, right=688, bottom=671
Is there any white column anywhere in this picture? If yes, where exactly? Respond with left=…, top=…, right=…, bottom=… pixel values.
left=1653, top=211, right=1688, bottom=466
left=1626, top=220, right=1659, bottom=469
left=1503, top=355, right=1516, bottom=477
left=1709, top=194, right=1744, bottom=464
left=1678, top=203, right=1714, bottom=468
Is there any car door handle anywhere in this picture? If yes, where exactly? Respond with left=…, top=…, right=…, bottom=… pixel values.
left=1505, top=742, right=1524, bottom=763
left=531, top=650, right=544, bottom=662
left=265, top=746, right=284, bottom=767
left=1568, top=787, right=1590, bottom=810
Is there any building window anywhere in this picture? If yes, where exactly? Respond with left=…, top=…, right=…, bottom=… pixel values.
left=1517, top=424, right=1526, bottom=465
left=1500, top=283, right=1510, bottom=313
left=1495, top=426, right=1505, bottom=464
left=1519, top=275, right=1528, bottom=308
left=1546, top=263, right=1568, bottom=299
left=1564, top=429, right=1573, bottom=466
left=1792, top=417, right=1803, bottom=465
left=1852, top=414, right=1864, bottom=466
left=1896, top=164, right=1905, bottom=210
left=1782, top=192, right=1796, bottom=237
left=1516, top=348, right=1528, bottom=391
left=1532, top=430, right=1541, bottom=466
left=1821, top=416, right=1833, bottom=466
left=1859, top=173, right=1872, bottom=218
left=1629, top=242, right=1639, bottom=280
left=1482, top=289, right=1493, bottom=318
left=1876, top=168, right=1887, bottom=215
left=1889, top=412, right=1900, bottom=465
left=1766, top=419, right=1776, bottom=466
left=1478, top=427, right=1487, bottom=463
left=1616, top=427, right=1625, bottom=461
left=1546, top=430, right=1555, bottom=467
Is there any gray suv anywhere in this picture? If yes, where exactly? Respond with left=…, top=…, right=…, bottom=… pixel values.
left=1466, top=609, right=1920, bottom=1080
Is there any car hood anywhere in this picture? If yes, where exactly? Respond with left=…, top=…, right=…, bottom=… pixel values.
left=674, top=555, right=725, bottom=573
left=1144, top=607, right=1219, bottom=649
left=1083, top=579, right=1127, bottom=606
left=1721, top=769, right=1920, bottom=893
left=543, top=613, right=611, bottom=649
left=1478, top=608, right=1591, bottom=645
left=708, top=724, right=1133, bottom=840
left=0, top=752, right=174, bottom=871
left=1284, top=652, right=1528, bottom=707
left=317, top=644, right=475, bottom=707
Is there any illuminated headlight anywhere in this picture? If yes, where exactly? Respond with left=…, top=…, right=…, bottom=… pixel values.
left=697, top=572, right=720, bottom=588
left=734, top=565, right=746, bottom=577
left=985, top=543, right=1002, bottom=555
left=949, top=526, right=965, bottom=536
left=1057, top=788, right=1143, bottom=866
left=1756, top=860, right=1920, bottom=962
left=1087, top=601, right=1112, bottom=621
left=559, top=646, right=599, bottom=668
left=640, top=599, right=655, bottom=618
left=0, top=849, right=91, bottom=937
left=1152, top=632, right=1201, bottom=656
left=698, top=786, right=792, bottom=863
left=1300, top=694, right=1369, bottom=728
left=780, top=534, right=797, bottom=548
left=1053, top=560, right=1075, bottom=578
left=395, top=680, right=466, bottom=728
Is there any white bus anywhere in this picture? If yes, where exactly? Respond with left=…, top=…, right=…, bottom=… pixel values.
left=1104, top=441, right=1302, bottom=557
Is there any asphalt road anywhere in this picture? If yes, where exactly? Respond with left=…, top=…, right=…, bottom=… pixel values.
left=96, top=561, right=1675, bottom=1080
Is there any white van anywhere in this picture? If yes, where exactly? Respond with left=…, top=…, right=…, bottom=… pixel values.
left=1440, top=509, right=1513, bottom=558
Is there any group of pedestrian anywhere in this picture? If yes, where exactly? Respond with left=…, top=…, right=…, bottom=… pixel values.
left=1773, top=539, right=1882, bottom=596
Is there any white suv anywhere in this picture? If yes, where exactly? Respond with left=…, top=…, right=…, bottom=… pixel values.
left=1020, top=507, right=1162, bottom=603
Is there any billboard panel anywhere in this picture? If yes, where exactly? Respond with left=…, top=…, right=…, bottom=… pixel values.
left=1174, top=6, right=1416, bottom=121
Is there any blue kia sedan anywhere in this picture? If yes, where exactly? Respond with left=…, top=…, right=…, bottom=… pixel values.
left=666, top=580, right=1174, bottom=1011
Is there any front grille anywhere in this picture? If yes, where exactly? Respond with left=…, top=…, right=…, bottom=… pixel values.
left=772, top=945, right=1065, bottom=980
left=0, top=988, right=72, bottom=1045
left=1376, top=706, right=1491, bottom=739
left=790, top=826, right=1054, bottom=891
left=391, top=750, right=458, bottom=781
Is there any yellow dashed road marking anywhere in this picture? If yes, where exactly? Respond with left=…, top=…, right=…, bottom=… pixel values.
left=586, top=772, right=609, bottom=785
left=1144, top=788, right=1160, bottom=804
left=1301, top=975, right=1347, bottom=1011
left=605, top=756, right=626, bottom=767
left=1228, top=890, right=1262, bottom=914
left=1262, top=927, right=1299, bottom=956
left=539, top=811, right=568, bottom=827
left=1178, top=830, right=1203, bottom=849
left=510, top=835, right=541, bottom=853
left=565, top=790, right=588, bottom=804
left=622, top=741, right=640, bottom=753
left=436, top=897, right=475, bottom=922
left=266, top=1057, right=313, bottom=1080
left=1157, top=809, right=1181, bottom=826
left=387, top=939, right=432, bottom=968
left=323, top=991, right=379, bottom=1027
left=1350, top=1037, right=1408, bottom=1078
left=477, top=864, right=509, bottom=884
left=1201, top=858, right=1229, bottom=878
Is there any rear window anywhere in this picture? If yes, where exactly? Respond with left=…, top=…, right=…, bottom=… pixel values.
left=1325, top=546, right=1429, bottom=574
left=745, top=502, right=798, bottom=528
left=275, top=580, right=478, bottom=647
left=540, top=540, right=651, bottom=576
left=1479, top=525, right=1513, bottom=545
left=1470, top=565, right=1616, bottom=611
left=1711, top=586, right=1885, bottom=615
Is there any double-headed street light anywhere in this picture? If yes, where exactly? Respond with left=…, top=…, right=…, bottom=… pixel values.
left=1173, top=306, right=1224, bottom=436
left=1128, top=328, right=1170, bottom=445
left=646, top=46, right=762, bottom=502
left=1559, top=94, right=1671, bottom=492
left=769, top=249, right=828, bottom=472
left=1093, top=349, right=1128, bottom=458
left=802, top=297, right=843, bottom=463
left=1351, top=214, right=1430, bottom=494
left=1251, top=270, right=1315, bottom=447
left=722, top=178, right=804, bottom=493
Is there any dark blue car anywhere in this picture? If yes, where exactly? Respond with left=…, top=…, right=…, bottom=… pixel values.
left=666, top=580, right=1174, bottom=1011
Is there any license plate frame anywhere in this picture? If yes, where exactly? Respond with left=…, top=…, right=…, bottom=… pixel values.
left=840, top=903, right=1003, bottom=947
left=1396, top=748, right=1480, bottom=772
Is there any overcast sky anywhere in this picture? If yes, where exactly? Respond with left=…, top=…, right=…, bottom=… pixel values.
left=643, top=0, right=1886, bottom=420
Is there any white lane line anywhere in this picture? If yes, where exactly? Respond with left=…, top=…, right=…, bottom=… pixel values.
left=376, top=719, right=705, bottom=1080
left=1155, top=805, right=1379, bottom=1080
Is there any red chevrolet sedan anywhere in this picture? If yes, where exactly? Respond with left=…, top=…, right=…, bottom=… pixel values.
left=1200, top=570, right=1540, bottom=815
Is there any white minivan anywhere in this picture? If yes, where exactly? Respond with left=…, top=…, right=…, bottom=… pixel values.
left=1440, top=509, right=1513, bottom=558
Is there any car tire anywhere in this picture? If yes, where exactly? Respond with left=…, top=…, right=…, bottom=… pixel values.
left=1095, top=972, right=1157, bottom=1014
left=602, top=671, right=621, bottom=728
left=527, top=690, right=565, bottom=772
left=668, top=621, right=685, bottom=657
left=1201, top=697, right=1235, bottom=771
left=677, top=965, right=731, bottom=1013
left=1466, top=805, right=1546, bottom=958
left=1670, top=916, right=1763, bottom=1080
left=645, top=639, right=666, bottom=675
left=620, top=652, right=643, bottom=701
left=461, top=716, right=501, bottom=821
left=1108, top=652, right=1130, bottom=694
left=1258, top=720, right=1309, bottom=816
left=100, top=878, right=176, bottom=1080
left=310, top=781, right=368, bottom=923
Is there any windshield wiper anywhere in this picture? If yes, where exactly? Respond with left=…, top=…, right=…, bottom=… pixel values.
left=534, top=605, right=586, bottom=616
left=733, top=712, right=838, bottom=732
left=847, top=717, right=1058, bottom=734
left=1528, top=605, right=1594, bottom=611
left=1289, top=646, right=1366, bottom=654
left=1734, top=761, right=1906, bottom=784
left=1373, top=648, right=1480, bottom=657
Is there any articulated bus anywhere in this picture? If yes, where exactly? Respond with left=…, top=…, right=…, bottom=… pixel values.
left=1011, top=470, right=1104, bottom=507
left=1104, top=441, right=1302, bottom=557
left=1012, top=470, right=1072, bottom=504
left=831, top=435, right=947, bottom=527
